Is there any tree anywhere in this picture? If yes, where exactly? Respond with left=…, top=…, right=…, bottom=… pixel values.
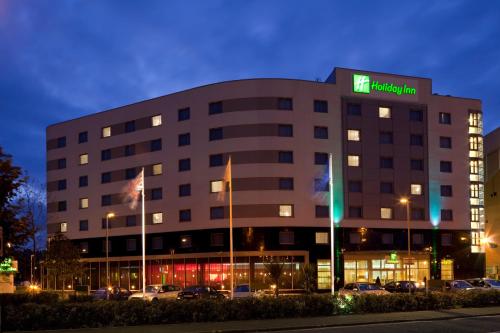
left=264, top=257, right=285, bottom=297
left=300, top=263, right=316, bottom=294
left=44, top=233, right=82, bottom=293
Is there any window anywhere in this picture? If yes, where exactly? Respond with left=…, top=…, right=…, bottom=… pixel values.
left=210, top=206, right=225, bottom=219
left=178, top=107, right=190, bottom=121
left=348, top=181, right=362, bottom=192
left=441, top=233, right=452, bottom=246
left=79, top=220, right=88, bottom=231
left=410, top=134, right=423, bottom=146
left=410, top=109, right=423, bottom=122
left=79, top=175, right=88, bottom=187
left=152, top=236, right=163, bottom=250
left=348, top=155, right=360, bottom=167
left=315, top=152, right=328, bottom=165
left=380, top=207, right=393, bottom=219
left=209, top=101, right=223, bottom=114
left=178, top=133, right=190, bottom=146
left=57, top=179, right=67, bottom=191
left=102, top=239, right=112, bottom=252
left=314, top=100, right=328, bottom=113
left=151, top=188, right=163, bottom=200
left=151, top=115, right=162, bottom=127
left=349, top=206, right=362, bottom=218
left=101, top=172, right=111, bottom=183
left=278, top=98, right=292, bottom=110
left=441, top=185, right=453, bottom=197
left=180, top=235, right=192, bottom=248
left=411, top=208, right=425, bottom=220
left=152, top=212, right=163, bottom=224
left=379, top=106, right=391, bottom=118
left=125, top=120, right=135, bottom=133
left=440, top=161, right=452, bottom=173
left=279, top=178, right=294, bottom=190
left=314, top=178, right=328, bottom=192
left=347, top=129, right=360, bottom=141
left=57, top=158, right=66, bottom=169
left=78, top=131, right=88, bottom=144
left=380, top=182, right=393, bottom=194
left=380, top=157, right=393, bottom=169
left=210, top=180, right=224, bottom=193
left=278, top=124, right=293, bottom=137
left=440, top=136, right=452, bottom=149
left=102, top=126, right=111, bottom=138
left=279, top=231, right=294, bottom=245
left=441, top=209, right=453, bottom=221
left=411, top=184, right=422, bottom=195
left=150, top=139, right=162, bottom=151
left=179, top=158, right=191, bottom=171
left=382, top=233, right=394, bottom=245
left=124, top=144, right=135, bottom=156
left=80, top=242, right=89, bottom=253
left=60, top=222, right=67, bottom=233
left=79, top=198, right=88, bottom=209
left=315, top=232, right=329, bottom=244
left=58, top=201, right=67, bottom=212
left=379, top=132, right=393, bottom=144
left=126, top=239, right=137, bottom=251
left=315, top=205, right=329, bottom=218
left=278, top=151, right=293, bottom=163
left=57, top=136, right=66, bottom=148
left=412, top=233, right=424, bottom=245
left=347, top=103, right=361, bottom=116
left=211, top=233, right=224, bottom=247
left=101, top=195, right=111, bottom=206
left=279, top=205, right=293, bottom=217
left=152, top=163, right=162, bottom=175
left=209, top=128, right=223, bottom=141
left=179, top=209, right=191, bottom=222
left=350, top=233, right=361, bottom=244
left=411, top=159, right=424, bottom=171
left=79, top=154, right=88, bottom=165
left=126, top=215, right=137, bottom=227
left=101, top=149, right=111, bottom=161
left=439, top=112, right=451, bottom=124
left=178, top=184, right=190, bottom=197
left=125, top=168, right=136, bottom=180
left=210, top=154, right=223, bottom=167
left=314, top=126, right=328, bottom=139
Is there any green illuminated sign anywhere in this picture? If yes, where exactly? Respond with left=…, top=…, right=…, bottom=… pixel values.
left=352, top=74, right=416, bottom=96
left=386, top=252, right=399, bottom=264
left=0, top=257, right=17, bottom=274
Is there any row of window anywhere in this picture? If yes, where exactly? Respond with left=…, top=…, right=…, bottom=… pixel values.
left=346, top=182, right=453, bottom=196
left=346, top=155, right=452, bottom=172
left=347, top=130, right=452, bottom=148
left=346, top=104, right=451, bottom=125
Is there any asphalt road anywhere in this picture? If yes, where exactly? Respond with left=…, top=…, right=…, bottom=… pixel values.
left=277, top=315, right=500, bottom=333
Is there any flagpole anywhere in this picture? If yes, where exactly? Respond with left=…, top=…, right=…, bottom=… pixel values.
left=229, top=157, right=234, bottom=300
left=329, top=153, right=335, bottom=295
left=141, top=168, right=146, bottom=299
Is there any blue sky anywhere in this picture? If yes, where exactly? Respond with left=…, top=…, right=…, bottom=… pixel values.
left=1, top=0, right=499, bottom=182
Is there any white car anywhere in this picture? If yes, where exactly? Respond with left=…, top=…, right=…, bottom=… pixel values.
left=128, top=284, right=181, bottom=301
left=233, top=284, right=255, bottom=298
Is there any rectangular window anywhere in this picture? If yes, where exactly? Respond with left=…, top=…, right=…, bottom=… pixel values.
left=411, top=159, right=424, bottom=171
left=279, top=178, right=294, bottom=190
left=180, top=235, right=192, bottom=248
left=179, top=158, right=191, bottom=171
left=410, top=134, right=423, bottom=146
left=411, top=208, right=425, bottom=220
left=315, top=205, right=329, bottom=218
left=380, top=207, right=393, bottom=219
left=126, top=239, right=137, bottom=252
left=439, top=112, right=451, bottom=124
left=79, top=154, right=88, bottom=165
left=57, top=136, right=66, bottom=148
left=178, top=133, right=190, bottom=146
left=412, top=233, right=424, bottom=245
left=150, top=139, right=162, bottom=151
left=441, top=234, right=452, bottom=246
left=278, top=98, right=293, bottom=110
left=378, top=106, right=391, bottom=118
left=151, top=188, right=163, bottom=200
left=348, top=155, right=360, bottom=167
left=151, top=115, right=162, bottom=127
left=210, top=180, right=224, bottom=193
left=411, top=184, right=422, bottom=195
left=101, top=149, right=111, bottom=161
left=79, top=198, right=89, bottom=209
left=101, top=172, right=111, bottom=184
left=102, top=126, right=111, bottom=138
left=314, top=178, right=328, bottom=192
left=125, top=168, right=136, bottom=180
left=179, top=209, right=191, bottom=222
left=210, top=206, right=225, bottom=219
left=315, top=152, right=328, bottom=165
left=101, top=195, right=111, bottom=206
left=124, top=144, right=135, bottom=156
left=125, top=120, right=135, bottom=133
left=179, top=184, right=191, bottom=197
left=152, top=212, right=163, bottom=224
left=210, top=154, right=223, bottom=167
left=382, top=233, right=394, bottom=245
left=379, top=132, right=393, bottom=144
left=279, top=204, right=293, bottom=217
left=410, top=109, right=423, bottom=122
left=279, top=231, right=294, bottom=245
left=441, top=185, right=453, bottom=197
left=209, top=101, right=223, bottom=114
left=79, top=175, right=88, bottom=187
left=209, top=128, right=223, bottom=141
left=347, top=103, right=361, bottom=116
left=79, top=220, right=88, bottom=231
left=57, top=158, right=66, bottom=169
left=58, top=201, right=67, bottom=212
left=60, top=222, right=68, bottom=233
left=211, top=233, right=224, bottom=247
left=441, top=209, right=453, bottom=221
left=278, top=151, right=293, bottom=163
left=440, top=161, right=452, bottom=173
left=57, top=179, right=67, bottom=191
left=380, top=157, right=393, bottom=169
left=278, top=124, right=293, bottom=137
left=314, top=126, right=328, bottom=139
left=152, top=236, right=163, bottom=250
left=314, top=100, right=328, bottom=113
left=350, top=233, right=361, bottom=244
left=440, top=136, right=452, bottom=149
left=380, top=182, right=393, bottom=194
left=347, top=129, right=360, bottom=141
left=152, top=163, right=162, bottom=175
left=349, top=206, right=362, bottom=218
left=178, top=107, right=190, bottom=121
left=126, top=215, right=137, bottom=227
left=78, top=131, right=88, bottom=144
left=315, top=232, right=329, bottom=244
left=348, top=180, right=362, bottom=193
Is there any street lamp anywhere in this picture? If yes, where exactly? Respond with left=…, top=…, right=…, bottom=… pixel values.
left=399, top=197, right=411, bottom=294
left=105, top=212, right=115, bottom=288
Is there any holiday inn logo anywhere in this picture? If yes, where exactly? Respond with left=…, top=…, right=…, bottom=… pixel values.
left=352, top=73, right=417, bottom=96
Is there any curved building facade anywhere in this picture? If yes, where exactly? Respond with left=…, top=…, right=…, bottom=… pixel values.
left=44, top=67, right=485, bottom=291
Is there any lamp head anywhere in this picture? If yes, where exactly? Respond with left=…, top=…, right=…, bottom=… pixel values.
left=107, top=212, right=115, bottom=218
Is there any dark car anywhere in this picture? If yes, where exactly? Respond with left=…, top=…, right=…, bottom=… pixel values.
left=467, top=278, right=500, bottom=290
left=92, top=286, right=132, bottom=300
left=443, top=280, right=476, bottom=292
left=176, top=285, right=226, bottom=300
left=384, top=281, right=418, bottom=293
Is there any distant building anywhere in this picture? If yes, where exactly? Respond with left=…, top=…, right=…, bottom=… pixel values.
left=44, top=67, right=485, bottom=291
left=485, top=127, right=500, bottom=278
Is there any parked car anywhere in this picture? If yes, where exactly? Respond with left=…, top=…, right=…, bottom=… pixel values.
left=467, top=278, right=500, bottom=289
left=92, top=286, right=132, bottom=300
left=233, top=284, right=255, bottom=298
left=129, top=284, right=181, bottom=301
left=339, top=282, right=390, bottom=296
left=384, top=281, right=418, bottom=293
left=176, top=285, right=226, bottom=300
left=443, top=280, right=476, bottom=292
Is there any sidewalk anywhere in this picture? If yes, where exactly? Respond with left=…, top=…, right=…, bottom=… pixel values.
left=14, top=306, right=500, bottom=333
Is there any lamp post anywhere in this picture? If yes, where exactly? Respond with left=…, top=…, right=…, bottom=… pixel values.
left=105, top=212, right=115, bottom=288
left=400, top=197, right=411, bottom=294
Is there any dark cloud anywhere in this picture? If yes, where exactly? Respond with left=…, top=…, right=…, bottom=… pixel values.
left=1, top=0, right=499, bottom=181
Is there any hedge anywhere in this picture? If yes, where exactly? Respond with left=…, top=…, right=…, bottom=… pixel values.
left=2, top=290, right=500, bottom=331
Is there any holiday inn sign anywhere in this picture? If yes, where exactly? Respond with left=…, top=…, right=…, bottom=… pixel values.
left=353, top=73, right=417, bottom=96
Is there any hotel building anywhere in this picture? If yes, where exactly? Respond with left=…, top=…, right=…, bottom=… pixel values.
left=485, top=127, right=500, bottom=277
left=44, top=67, right=485, bottom=291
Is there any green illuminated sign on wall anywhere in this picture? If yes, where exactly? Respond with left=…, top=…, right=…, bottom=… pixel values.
left=0, top=257, right=17, bottom=274
left=352, top=74, right=417, bottom=96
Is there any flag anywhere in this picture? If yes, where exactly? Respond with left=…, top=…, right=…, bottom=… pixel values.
left=123, top=169, right=144, bottom=209
left=217, top=157, right=231, bottom=202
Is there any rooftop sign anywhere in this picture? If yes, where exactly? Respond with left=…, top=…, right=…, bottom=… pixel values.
left=353, top=74, right=417, bottom=97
